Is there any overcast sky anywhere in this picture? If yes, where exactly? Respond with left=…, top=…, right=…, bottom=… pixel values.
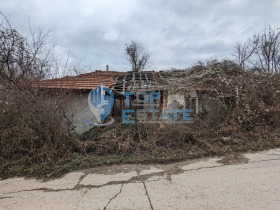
left=1, top=0, right=280, bottom=72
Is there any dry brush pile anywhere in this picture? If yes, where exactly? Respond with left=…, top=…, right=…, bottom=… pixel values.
left=80, top=60, right=280, bottom=158
left=0, top=89, right=82, bottom=165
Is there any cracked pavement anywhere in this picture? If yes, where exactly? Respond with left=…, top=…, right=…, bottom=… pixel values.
left=1, top=149, right=280, bottom=209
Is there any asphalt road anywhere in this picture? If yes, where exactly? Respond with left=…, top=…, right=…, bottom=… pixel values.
left=1, top=148, right=280, bottom=210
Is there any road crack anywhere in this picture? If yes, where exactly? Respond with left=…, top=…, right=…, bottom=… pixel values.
left=75, top=188, right=90, bottom=209
left=0, top=196, right=12, bottom=200
left=142, top=181, right=154, bottom=210
left=74, top=173, right=88, bottom=190
left=103, top=184, right=123, bottom=210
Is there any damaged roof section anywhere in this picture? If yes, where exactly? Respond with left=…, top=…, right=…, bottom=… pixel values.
left=111, top=71, right=163, bottom=92
left=31, top=60, right=258, bottom=97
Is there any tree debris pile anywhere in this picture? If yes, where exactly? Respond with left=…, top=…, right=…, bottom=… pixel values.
left=160, top=60, right=280, bottom=129
left=160, top=60, right=246, bottom=94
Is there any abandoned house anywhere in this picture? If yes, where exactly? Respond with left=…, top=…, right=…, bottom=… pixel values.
left=34, top=64, right=232, bottom=134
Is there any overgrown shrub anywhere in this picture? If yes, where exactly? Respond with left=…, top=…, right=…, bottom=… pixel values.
left=0, top=14, right=80, bottom=168
left=0, top=88, right=80, bottom=165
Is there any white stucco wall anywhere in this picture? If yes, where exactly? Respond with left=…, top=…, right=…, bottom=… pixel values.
left=64, top=92, right=96, bottom=134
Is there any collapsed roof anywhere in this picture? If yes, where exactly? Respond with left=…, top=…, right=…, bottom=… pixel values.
left=159, top=60, right=247, bottom=95
left=111, top=71, right=163, bottom=92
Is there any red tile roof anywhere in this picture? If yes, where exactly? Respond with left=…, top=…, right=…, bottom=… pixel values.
left=33, top=70, right=127, bottom=90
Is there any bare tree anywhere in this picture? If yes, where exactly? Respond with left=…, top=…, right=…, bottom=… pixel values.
left=233, top=38, right=258, bottom=70
left=125, top=41, right=150, bottom=72
left=0, top=11, right=55, bottom=87
left=69, top=61, right=91, bottom=76
left=255, top=25, right=280, bottom=75
left=233, top=24, right=280, bottom=75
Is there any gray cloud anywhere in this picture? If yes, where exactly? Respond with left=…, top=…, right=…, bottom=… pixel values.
left=1, top=0, right=280, bottom=71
